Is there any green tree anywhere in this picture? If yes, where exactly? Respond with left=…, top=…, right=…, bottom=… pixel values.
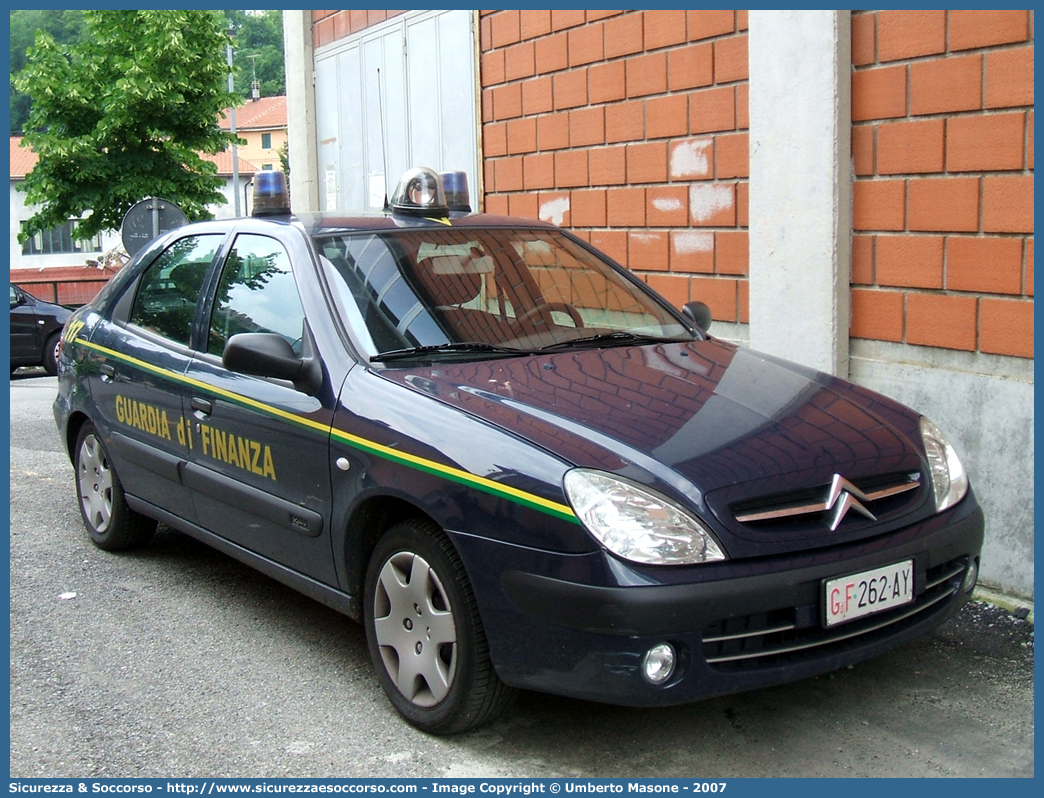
left=10, top=10, right=87, bottom=134
left=225, top=9, right=286, bottom=98
left=13, top=10, right=241, bottom=242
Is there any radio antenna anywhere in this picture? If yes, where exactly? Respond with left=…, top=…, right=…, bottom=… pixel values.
left=377, top=67, right=390, bottom=211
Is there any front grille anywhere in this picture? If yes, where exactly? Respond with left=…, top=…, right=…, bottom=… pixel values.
left=700, top=557, right=968, bottom=671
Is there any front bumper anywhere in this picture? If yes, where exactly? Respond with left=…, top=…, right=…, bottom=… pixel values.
left=449, top=498, right=984, bottom=707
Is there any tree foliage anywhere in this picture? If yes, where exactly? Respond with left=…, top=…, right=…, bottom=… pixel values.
left=9, top=10, right=88, bottom=134
left=13, top=10, right=241, bottom=241
left=225, top=10, right=286, bottom=98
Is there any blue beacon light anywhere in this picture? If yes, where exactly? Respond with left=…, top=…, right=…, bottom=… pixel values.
left=251, top=171, right=291, bottom=216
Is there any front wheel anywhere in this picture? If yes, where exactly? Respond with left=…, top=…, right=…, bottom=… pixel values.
left=364, top=519, right=516, bottom=733
left=74, top=423, right=156, bottom=551
left=42, top=331, right=61, bottom=376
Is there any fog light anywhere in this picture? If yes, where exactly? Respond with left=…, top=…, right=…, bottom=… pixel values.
left=642, top=643, right=676, bottom=685
left=963, top=559, right=978, bottom=593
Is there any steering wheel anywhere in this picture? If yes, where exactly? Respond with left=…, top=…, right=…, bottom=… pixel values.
left=517, top=301, right=584, bottom=329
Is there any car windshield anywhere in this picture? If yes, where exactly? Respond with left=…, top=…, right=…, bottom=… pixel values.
left=316, top=227, right=694, bottom=361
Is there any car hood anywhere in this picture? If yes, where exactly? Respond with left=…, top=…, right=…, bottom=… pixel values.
left=380, top=339, right=933, bottom=558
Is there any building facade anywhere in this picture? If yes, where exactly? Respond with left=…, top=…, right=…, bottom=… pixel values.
left=286, top=9, right=1034, bottom=599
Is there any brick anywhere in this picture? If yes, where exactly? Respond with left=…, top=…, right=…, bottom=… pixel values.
left=570, top=189, right=607, bottom=227
left=714, top=35, right=748, bottom=83
left=348, top=10, right=367, bottom=35
left=522, top=153, right=553, bottom=190
left=506, top=118, right=536, bottom=155
left=483, top=193, right=508, bottom=216
left=689, top=86, right=736, bottom=134
left=626, top=142, right=668, bottom=184
left=492, top=83, right=522, bottom=120
left=490, top=10, right=520, bottom=48
left=1029, top=111, right=1034, bottom=170
left=671, top=231, right=715, bottom=274
left=876, top=119, right=944, bottom=175
left=646, top=94, right=689, bottom=139
left=589, top=61, right=626, bottom=105
left=947, top=113, right=1026, bottom=172
left=852, top=125, right=875, bottom=176
left=645, top=10, right=687, bottom=50
left=586, top=11, right=623, bottom=23
left=646, top=186, right=689, bottom=227
left=607, top=187, right=646, bottom=226
left=982, top=175, right=1034, bottom=234
left=1026, top=239, right=1033, bottom=296
left=852, top=235, right=875, bottom=284
left=670, top=138, right=714, bottom=180
left=908, top=177, right=979, bottom=233
left=495, top=157, right=523, bottom=192
left=535, top=32, right=568, bottom=74
left=715, top=132, right=749, bottom=179
left=646, top=274, right=690, bottom=307
left=688, top=183, right=736, bottom=227
left=522, top=76, right=553, bottom=116
left=508, top=192, right=539, bottom=221
left=504, top=42, right=535, bottom=82
left=627, top=53, right=668, bottom=98
left=484, top=122, right=507, bottom=158
left=689, top=277, right=738, bottom=322
left=876, top=10, right=945, bottom=62
left=688, top=10, right=734, bottom=41
left=950, top=11, right=1030, bottom=51
left=986, top=47, right=1034, bottom=109
left=850, top=289, right=903, bottom=342
left=589, top=146, right=627, bottom=186
left=551, top=9, right=585, bottom=32
left=605, top=101, right=645, bottom=143
left=875, top=235, right=944, bottom=289
left=590, top=230, right=628, bottom=265
left=553, top=69, right=588, bottom=110
left=736, top=181, right=749, bottom=227
left=715, top=230, right=748, bottom=275
left=851, top=12, right=876, bottom=67
left=910, top=55, right=982, bottom=116
left=629, top=232, right=670, bottom=272
left=481, top=50, right=505, bottom=87
left=738, top=278, right=749, bottom=323
left=852, top=66, right=907, bottom=122
left=668, top=43, right=714, bottom=91
left=519, top=9, right=551, bottom=40
left=483, top=158, right=496, bottom=196
left=946, top=236, right=1024, bottom=295
left=481, top=88, right=494, bottom=124
left=979, top=298, right=1033, bottom=357
left=605, top=13, right=644, bottom=58
left=569, top=107, right=605, bottom=148
left=555, top=150, right=589, bottom=188
left=853, top=180, right=905, bottom=231
left=314, top=17, right=334, bottom=48
left=479, top=14, right=491, bottom=51
left=736, top=83, right=749, bottom=130
left=906, top=293, right=977, bottom=351
left=568, top=23, right=604, bottom=67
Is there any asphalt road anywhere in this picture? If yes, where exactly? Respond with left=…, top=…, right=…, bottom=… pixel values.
left=9, top=371, right=1035, bottom=779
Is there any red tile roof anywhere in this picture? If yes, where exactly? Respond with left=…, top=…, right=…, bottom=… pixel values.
left=218, top=95, right=287, bottom=131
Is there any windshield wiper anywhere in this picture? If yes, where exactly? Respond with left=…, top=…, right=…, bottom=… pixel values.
left=537, top=331, right=692, bottom=352
left=371, top=342, right=531, bottom=363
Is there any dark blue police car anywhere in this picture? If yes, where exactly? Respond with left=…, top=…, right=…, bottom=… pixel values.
left=54, top=169, right=984, bottom=733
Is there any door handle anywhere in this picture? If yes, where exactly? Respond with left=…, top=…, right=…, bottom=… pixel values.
left=191, top=397, right=213, bottom=417
left=99, top=363, right=115, bottom=382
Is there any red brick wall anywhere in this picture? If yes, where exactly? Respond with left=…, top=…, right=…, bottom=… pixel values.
left=312, top=10, right=405, bottom=49
left=479, top=10, right=750, bottom=323
left=851, top=10, right=1034, bottom=358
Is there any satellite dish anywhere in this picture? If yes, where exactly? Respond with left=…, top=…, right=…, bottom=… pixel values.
left=121, top=198, right=188, bottom=256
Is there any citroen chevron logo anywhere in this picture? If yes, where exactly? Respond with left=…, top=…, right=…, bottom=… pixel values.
left=824, top=474, right=876, bottom=531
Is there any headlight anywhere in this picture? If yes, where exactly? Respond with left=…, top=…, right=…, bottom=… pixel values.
left=919, top=417, right=968, bottom=513
left=563, top=469, right=726, bottom=565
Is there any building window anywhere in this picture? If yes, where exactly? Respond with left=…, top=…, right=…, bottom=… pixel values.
left=20, top=221, right=103, bottom=256
left=261, top=133, right=272, bottom=150
left=262, top=163, right=273, bottom=170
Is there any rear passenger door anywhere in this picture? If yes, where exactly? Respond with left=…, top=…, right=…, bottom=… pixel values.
left=182, top=233, right=337, bottom=585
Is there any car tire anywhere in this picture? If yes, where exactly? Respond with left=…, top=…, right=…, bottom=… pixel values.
left=74, top=423, right=156, bottom=551
left=364, top=518, right=516, bottom=734
left=42, top=331, right=61, bottom=376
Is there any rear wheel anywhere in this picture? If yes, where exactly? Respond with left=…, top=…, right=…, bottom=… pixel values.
left=42, top=331, right=61, bottom=376
left=364, top=518, right=516, bottom=733
left=74, top=423, right=156, bottom=551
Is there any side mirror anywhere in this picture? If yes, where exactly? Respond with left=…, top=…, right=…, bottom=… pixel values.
left=11, top=290, right=24, bottom=308
left=222, top=326, right=322, bottom=395
left=682, top=300, right=712, bottom=332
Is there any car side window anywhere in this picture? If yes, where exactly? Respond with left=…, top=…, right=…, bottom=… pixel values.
left=207, top=234, right=305, bottom=357
left=129, top=235, right=223, bottom=345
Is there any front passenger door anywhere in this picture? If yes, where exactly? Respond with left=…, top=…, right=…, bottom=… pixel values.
left=183, top=233, right=336, bottom=584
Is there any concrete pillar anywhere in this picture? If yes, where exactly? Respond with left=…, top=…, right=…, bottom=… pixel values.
left=748, top=10, right=851, bottom=377
left=282, top=11, right=320, bottom=212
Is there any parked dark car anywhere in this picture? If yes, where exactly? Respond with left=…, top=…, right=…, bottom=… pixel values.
left=10, top=283, right=72, bottom=375
left=54, top=170, right=983, bottom=733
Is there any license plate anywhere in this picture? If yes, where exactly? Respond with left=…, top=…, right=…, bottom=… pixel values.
left=823, top=560, right=914, bottom=627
